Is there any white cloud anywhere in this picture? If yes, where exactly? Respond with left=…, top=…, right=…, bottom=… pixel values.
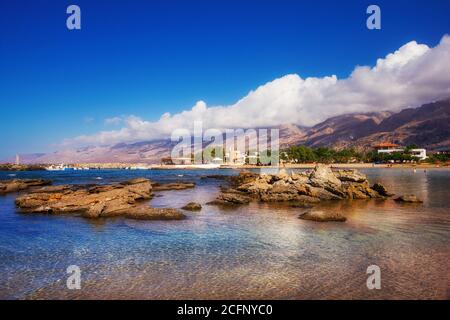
left=104, top=116, right=123, bottom=125
left=65, top=35, right=450, bottom=146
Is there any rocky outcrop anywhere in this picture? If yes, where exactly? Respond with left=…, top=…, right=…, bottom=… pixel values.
left=298, top=210, right=347, bottom=222
left=15, top=178, right=186, bottom=220
left=182, top=202, right=202, bottom=211
left=152, top=182, right=195, bottom=191
left=207, top=189, right=252, bottom=206
left=0, top=179, right=52, bottom=195
left=394, top=194, right=423, bottom=203
left=372, top=183, right=392, bottom=197
left=209, top=165, right=388, bottom=205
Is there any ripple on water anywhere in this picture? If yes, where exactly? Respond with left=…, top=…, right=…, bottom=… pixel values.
left=0, top=168, right=449, bottom=299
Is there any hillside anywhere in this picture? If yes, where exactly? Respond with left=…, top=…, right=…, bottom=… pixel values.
left=5, top=99, right=450, bottom=164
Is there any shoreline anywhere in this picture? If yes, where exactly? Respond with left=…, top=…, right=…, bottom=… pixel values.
left=0, top=162, right=448, bottom=172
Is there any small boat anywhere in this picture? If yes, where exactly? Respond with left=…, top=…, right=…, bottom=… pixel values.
left=45, top=164, right=67, bottom=171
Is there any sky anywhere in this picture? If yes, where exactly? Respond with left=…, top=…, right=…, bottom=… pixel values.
left=0, top=0, right=450, bottom=158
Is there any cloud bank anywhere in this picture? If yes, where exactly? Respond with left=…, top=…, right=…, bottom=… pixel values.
left=66, top=35, right=450, bottom=146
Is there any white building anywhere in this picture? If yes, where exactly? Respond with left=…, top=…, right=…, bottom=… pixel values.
left=374, top=143, right=427, bottom=161
left=409, top=149, right=427, bottom=160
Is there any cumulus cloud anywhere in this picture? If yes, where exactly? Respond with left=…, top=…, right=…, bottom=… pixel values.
left=65, top=35, right=450, bottom=146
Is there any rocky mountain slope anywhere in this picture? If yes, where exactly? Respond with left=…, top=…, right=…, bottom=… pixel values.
left=5, top=99, right=450, bottom=164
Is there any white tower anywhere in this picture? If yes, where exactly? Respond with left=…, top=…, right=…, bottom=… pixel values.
left=15, top=154, right=20, bottom=165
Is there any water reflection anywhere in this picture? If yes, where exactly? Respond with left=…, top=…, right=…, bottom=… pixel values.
left=0, top=168, right=449, bottom=299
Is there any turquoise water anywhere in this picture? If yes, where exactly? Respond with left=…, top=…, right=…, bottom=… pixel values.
left=0, top=168, right=449, bottom=299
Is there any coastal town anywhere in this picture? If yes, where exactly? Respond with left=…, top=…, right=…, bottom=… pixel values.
left=1, top=142, right=448, bottom=171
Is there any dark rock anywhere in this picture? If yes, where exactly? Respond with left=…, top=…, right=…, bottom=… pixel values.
left=372, top=183, right=392, bottom=197
left=200, top=175, right=230, bottom=180
left=182, top=202, right=202, bottom=211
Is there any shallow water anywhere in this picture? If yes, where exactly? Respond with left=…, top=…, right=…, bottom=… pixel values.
left=0, top=168, right=449, bottom=299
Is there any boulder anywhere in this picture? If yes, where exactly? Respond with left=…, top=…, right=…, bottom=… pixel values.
left=305, top=185, right=343, bottom=200
left=182, top=202, right=202, bottom=211
left=298, top=210, right=347, bottom=222
left=291, top=171, right=309, bottom=184
left=309, top=164, right=342, bottom=187
left=394, top=195, right=423, bottom=203
left=237, top=177, right=273, bottom=194
left=335, top=170, right=367, bottom=183
left=372, top=183, right=392, bottom=197
left=274, top=169, right=290, bottom=181
left=229, top=171, right=259, bottom=186
left=207, top=190, right=252, bottom=206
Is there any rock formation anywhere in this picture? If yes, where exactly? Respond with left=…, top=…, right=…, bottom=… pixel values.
left=182, top=202, right=202, bottom=211
left=15, top=178, right=185, bottom=220
left=298, top=210, right=347, bottom=222
left=152, top=182, right=195, bottom=191
left=209, top=165, right=389, bottom=206
left=394, top=194, right=423, bottom=203
left=0, top=179, right=51, bottom=195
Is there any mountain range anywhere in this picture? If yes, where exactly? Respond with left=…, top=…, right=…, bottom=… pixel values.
left=6, top=98, right=450, bottom=164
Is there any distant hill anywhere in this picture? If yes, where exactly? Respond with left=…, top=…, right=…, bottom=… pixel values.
left=6, top=99, right=450, bottom=164
left=296, top=98, right=450, bottom=151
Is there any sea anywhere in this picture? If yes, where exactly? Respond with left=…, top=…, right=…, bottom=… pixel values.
left=0, top=168, right=449, bottom=299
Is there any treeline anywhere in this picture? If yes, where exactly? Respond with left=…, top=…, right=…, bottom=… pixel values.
left=424, top=153, right=450, bottom=164
left=281, top=146, right=367, bottom=164
left=280, top=145, right=433, bottom=164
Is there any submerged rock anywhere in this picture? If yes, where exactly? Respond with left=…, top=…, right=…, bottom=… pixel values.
left=123, top=207, right=185, bottom=220
left=394, top=194, right=423, bottom=203
left=0, top=179, right=52, bottom=195
left=15, top=178, right=185, bottom=220
left=182, top=202, right=202, bottom=211
left=152, top=182, right=195, bottom=191
left=298, top=210, right=347, bottom=222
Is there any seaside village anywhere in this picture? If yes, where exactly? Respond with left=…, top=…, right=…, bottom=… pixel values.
left=7, top=142, right=449, bottom=171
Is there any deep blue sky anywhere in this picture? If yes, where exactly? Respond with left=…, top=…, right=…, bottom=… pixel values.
left=0, top=0, right=449, bottom=158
